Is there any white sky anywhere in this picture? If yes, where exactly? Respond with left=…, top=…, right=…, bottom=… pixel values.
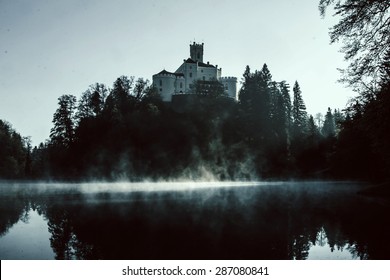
left=0, top=0, right=353, bottom=145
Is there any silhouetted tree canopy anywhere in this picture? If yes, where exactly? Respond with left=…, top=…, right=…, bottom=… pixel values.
left=7, top=59, right=388, bottom=182
left=322, top=107, right=336, bottom=137
left=318, top=0, right=390, bottom=181
left=292, top=81, right=307, bottom=137
left=0, top=120, right=28, bottom=179
left=319, top=0, right=390, bottom=88
left=50, top=95, right=77, bottom=148
left=191, top=79, right=226, bottom=98
left=77, top=83, right=107, bottom=121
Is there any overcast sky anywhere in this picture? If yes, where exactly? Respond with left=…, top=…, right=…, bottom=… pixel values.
left=0, top=0, right=352, bottom=145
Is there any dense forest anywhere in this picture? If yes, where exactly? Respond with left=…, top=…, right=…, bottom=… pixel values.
left=1, top=0, right=389, bottom=183
left=0, top=65, right=380, bottom=181
left=0, top=120, right=30, bottom=179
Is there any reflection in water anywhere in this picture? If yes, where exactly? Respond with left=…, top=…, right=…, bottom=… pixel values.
left=0, top=209, right=55, bottom=259
left=307, top=227, right=356, bottom=259
left=0, top=182, right=389, bottom=259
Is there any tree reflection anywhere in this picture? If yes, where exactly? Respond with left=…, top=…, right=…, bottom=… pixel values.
left=1, top=182, right=389, bottom=259
left=0, top=190, right=30, bottom=237
left=291, top=235, right=310, bottom=260
left=47, top=210, right=74, bottom=259
left=45, top=208, right=95, bottom=260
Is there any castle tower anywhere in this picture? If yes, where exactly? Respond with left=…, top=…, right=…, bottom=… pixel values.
left=190, top=42, right=204, bottom=63
left=220, top=77, right=238, bottom=100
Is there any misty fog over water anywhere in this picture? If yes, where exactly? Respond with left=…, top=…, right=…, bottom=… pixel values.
left=0, top=181, right=389, bottom=260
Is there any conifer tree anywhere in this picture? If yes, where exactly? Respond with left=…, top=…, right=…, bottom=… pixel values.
left=307, top=115, right=320, bottom=141
left=77, top=83, right=108, bottom=121
left=292, top=81, right=307, bottom=136
left=270, top=81, right=287, bottom=133
left=322, top=107, right=336, bottom=137
left=0, top=120, right=28, bottom=178
left=333, top=108, right=344, bottom=134
left=279, top=81, right=292, bottom=129
left=50, top=94, right=77, bottom=147
left=104, top=76, right=135, bottom=120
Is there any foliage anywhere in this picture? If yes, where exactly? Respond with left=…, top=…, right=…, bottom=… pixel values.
left=319, top=0, right=390, bottom=89
left=77, top=83, right=108, bottom=120
left=191, top=79, right=226, bottom=98
left=50, top=95, right=77, bottom=148
left=0, top=120, right=28, bottom=179
left=322, top=107, right=336, bottom=137
left=292, top=81, right=308, bottom=137
left=319, top=0, right=390, bottom=181
left=4, top=68, right=375, bottom=181
left=30, top=64, right=346, bottom=180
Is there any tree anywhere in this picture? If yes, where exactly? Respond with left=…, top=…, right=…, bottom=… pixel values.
left=0, top=120, right=28, bottom=178
left=133, top=78, right=149, bottom=100
left=322, top=107, right=336, bottom=137
left=23, top=136, right=32, bottom=177
left=238, top=64, right=273, bottom=147
left=319, top=0, right=390, bottom=89
left=279, top=81, right=292, bottom=128
left=333, top=108, right=344, bottom=134
left=292, top=81, right=307, bottom=136
left=103, top=76, right=135, bottom=120
left=30, top=142, right=49, bottom=179
left=192, top=79, right=225, bottom=98
left=320, top=1, right=390, bottom=181
left=50, top=95, right=77, bottom=147
left=139, top=84, right=163, bottom=115
left=77, top=83, right=108, bottom=121
left=270, top=81, right=288, bottom=142
left=307, top=115, right=320, bottom=141
left=315, top=113, right=324, bottom=128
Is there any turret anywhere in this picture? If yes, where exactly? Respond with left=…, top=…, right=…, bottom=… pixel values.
left=190, top=42, right=204, bottom=63
left=219, top=76, right=238, bottom=100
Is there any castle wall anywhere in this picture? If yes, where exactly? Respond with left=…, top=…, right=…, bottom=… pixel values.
left=153, top=43, right=237, bottom=102
left=176, top=61, right=197, bottom=91
left=153, top=74, right=176, bottom=102
left=217, top=68, right=222, bottom=80
left=175, top=76, right=185, bottom=93
left=197, top=66, right=218, bottom=81
left=220, top=77, right=237, bottom=100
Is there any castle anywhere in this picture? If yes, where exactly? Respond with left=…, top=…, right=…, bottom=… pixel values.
left=152, top=43, right=237, bottom=102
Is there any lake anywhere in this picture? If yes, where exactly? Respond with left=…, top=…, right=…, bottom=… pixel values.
left=0, top=181, right=389, bottom=260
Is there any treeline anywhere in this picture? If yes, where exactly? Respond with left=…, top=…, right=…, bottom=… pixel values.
left=1, top=64, right=355, bottom=181
left=2, top=61, right=388, bottom=181
left=317, top=0, right=390, bottom=183
left=331, top=52, right=390, bottom=181
left=223, top=64, right=343, bottom=178
left=0, top=120, right=30, bottom=179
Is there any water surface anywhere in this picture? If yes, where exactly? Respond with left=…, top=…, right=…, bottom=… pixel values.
left=0, top=181, right=389, bottom=259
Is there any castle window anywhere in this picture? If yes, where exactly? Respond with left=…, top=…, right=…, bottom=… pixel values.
left=180, top=82, right=183, bottom=88
left=159, top=80, right=162, bottom=86
left=201, top=69, right=203, bottom=73
left=203, top=76, right=205, bottom=81
left=189, top=72, right=192, bottom=78
left=160, top=88, right=162, bottom=92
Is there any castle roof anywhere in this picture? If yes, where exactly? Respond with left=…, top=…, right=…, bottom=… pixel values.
left=198, top=61, right=216, bottom=68
left=183, top=58, right=216, bottom=68
left=154, top=70, right=184, bottom=77
left=184, top=58, right=197, bottom=64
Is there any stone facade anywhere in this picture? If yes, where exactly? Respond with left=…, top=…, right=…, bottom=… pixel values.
left=153, top=43, right=237, bottom=101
